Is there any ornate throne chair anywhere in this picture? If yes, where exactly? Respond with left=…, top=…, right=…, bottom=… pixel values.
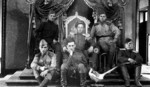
left=64, top=12, right=90, bottom=38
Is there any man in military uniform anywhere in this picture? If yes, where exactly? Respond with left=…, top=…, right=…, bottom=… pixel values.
left=118, top=38, right=143, bottom=87
left=90, top=12, right=120, bottom=71
left=62, top=21, right=92, bottom=60
left=61, top=38, right=88, bottom=87
left=31, top=39, right=59, bottom=87
left=35, top=10, right=62, bottom=68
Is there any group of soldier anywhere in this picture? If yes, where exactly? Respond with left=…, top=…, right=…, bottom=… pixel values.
left=30, top=10, right=143, bottom=87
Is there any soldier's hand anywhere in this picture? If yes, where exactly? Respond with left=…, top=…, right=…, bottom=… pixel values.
left=85, top=36, right=91, bottom=40
left=66, top=48, right=73, bottom=56
left=63, top=47, right=67, bottom=52
left=70, top=32, right=75, bottom=38
left=83, top=33, right=91, bottom=40
left=40, top=70, right=48, bottom=77
left=128, top=58, right=136, bottom=64
left=88, top=46, right=94, bottom=53
left=40, top=66, right=46, bottom=71
left=53, top=39, right=57, bottom=44
left=69, top=50, right=73, bottom=56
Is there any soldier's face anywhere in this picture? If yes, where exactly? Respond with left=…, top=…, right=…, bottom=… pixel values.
left=39, top=45, right=48, bottom=54
left=77, top=24, right=84, bottom=33
left=125, top=41, right=134, bottom=50
left=99, top=14, right=107, bottom=22
left=67, top=42, right=76, bottom=52
left=48, top=13, right=56, bottom=21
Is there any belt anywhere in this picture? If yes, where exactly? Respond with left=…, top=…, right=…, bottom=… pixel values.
left=96, top=35, right=113, bottom=41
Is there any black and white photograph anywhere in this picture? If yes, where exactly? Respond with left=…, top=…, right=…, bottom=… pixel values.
left=0, top=0, right=150, bottom=87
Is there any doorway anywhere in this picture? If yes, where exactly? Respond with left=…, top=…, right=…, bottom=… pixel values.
left=139, top=11, right=147, bottom=63
left=138, top=0, right=149, bottom=64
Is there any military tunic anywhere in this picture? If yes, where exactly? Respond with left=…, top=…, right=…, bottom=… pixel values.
left=91, top=22, right=120, bottom=46
left=117, top=49, right=143, bottom=87
left=63, top=33, right=92, bottom=51
left=31, top=51, right=56, bottom=78
left=118, top=49, right=143, bottom=65
left=62, top=50, right=88, bottom=68
left=90, top=22, right=120, bottom=69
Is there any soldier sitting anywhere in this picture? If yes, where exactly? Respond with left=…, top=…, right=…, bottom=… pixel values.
left=30, top=39, right=59, bottom=87
left=118, top=38, right=143, bottom=87
left=90, top=11, right=120, bottom=71
left=62, top=21, right=92, bottom=59
left=61, top=38, right=88, bottom=87
left=62, top=21, right=93, bottom=70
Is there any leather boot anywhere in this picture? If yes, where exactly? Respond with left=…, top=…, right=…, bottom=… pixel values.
left=91, top=52, right=98, bottom=71
left=80, top=73, right=87, bottom=87
left=39, top=78, right=49, bottom=87
left=135, top=66, right=142, bottom=87
left=61, top=71, right=67, bottom=87
left=36, top=76, right=43, bottom=84
left=120, top=65, right=130, bottom=87
left=39, top=73, right=52, bottom=87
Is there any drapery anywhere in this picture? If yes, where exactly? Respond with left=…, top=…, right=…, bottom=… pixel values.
left=84, top=0, right=125, bottom=24
left=34, top=0, right=74, bottom=19
left=33, top=0, right=126, bottom=21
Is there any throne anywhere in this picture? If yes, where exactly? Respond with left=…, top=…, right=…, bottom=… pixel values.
left=64, top=12, right=90, bottom=38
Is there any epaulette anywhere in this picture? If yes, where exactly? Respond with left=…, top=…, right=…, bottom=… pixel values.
left=93, top=23, right=99, bottom=26
left=105, top=20, right=112, bottom=25
left=35, top=53, right=41, bottom=57
left=47, top=51, right=56, bottom=58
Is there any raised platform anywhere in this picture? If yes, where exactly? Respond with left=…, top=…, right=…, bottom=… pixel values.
left=5, top=67, right=150, bottom=87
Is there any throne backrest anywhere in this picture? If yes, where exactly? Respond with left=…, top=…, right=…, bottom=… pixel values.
left=64, top=12, right=90, bottom=38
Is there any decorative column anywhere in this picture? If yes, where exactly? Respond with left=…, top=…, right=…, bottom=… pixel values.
left=26, top=0, right=35, bottom=68
left=147, top=0, right=150, bottom=65
left=1, top=0, right=7, bottom=75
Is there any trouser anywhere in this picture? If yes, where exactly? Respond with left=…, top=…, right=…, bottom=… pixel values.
left=94, top=39, right=116, bottom=70
left=39, top=73, right=52, bottom=87
left=90, top=50, right=99, bottom=71
left=120, top=64, right=142, bottom=87
left=33, top=69, right=59, bottom=87
left=90, top=43, right=116, bottom=71
left=61, top=63, right=87, bottom=87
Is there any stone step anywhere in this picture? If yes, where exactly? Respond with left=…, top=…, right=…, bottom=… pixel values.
left=19, top=72, right=122, bottom=80
left=9, top=85, right=150, bottom=87
left=6, top=85, right=80, bottom=87
left=19, top=68, right=34, bottom=80
left=6, top=75, right=150, bottom=86
left=19, top=68, right=122, bottom=80
left=5, top=68, right=150, bottom=86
